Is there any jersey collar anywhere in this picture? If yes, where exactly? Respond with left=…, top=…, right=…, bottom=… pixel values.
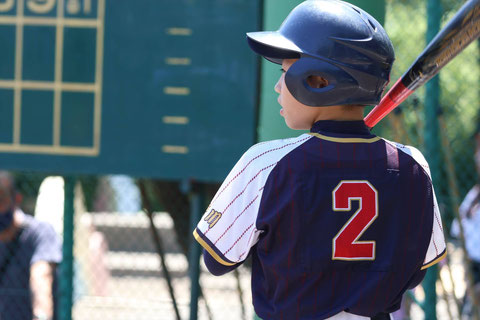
left=310, top=120, right=372, bottom=136
left=309, top=120, right=379, bottom=143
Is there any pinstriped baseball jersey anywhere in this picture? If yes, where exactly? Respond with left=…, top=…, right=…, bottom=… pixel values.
left=194, top=120, right=446, bottom=319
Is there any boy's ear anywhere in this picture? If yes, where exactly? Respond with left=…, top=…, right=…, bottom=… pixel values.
left=306, top=75, right=329, bottom=89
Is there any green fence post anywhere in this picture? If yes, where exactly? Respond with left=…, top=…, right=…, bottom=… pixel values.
left=423, top=266, right=439, bottom=319
left=59, top=176, right=75, bottom=320
left=423, top=0, right=443, bottom=318
left=189, top=184, right=204, bottom=320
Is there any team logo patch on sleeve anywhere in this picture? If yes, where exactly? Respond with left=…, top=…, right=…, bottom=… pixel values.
left=204, top=209, right=222, bottom=229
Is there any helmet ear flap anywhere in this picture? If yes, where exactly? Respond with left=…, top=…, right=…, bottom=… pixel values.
left=284, top=57, right=358, bottom=107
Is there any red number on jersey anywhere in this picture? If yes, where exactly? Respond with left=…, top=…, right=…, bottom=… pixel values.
left=332, top=181, right=378, bottom=260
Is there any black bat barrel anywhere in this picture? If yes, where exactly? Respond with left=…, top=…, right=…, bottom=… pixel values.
left=403, top=0, right=480, bottom=90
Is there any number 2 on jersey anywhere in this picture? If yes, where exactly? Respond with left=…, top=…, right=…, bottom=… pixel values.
left=332, top=181, right=378, bottom=260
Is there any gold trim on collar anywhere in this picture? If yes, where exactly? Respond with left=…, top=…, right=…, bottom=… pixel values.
left=308, top=132, right=381, bottom=143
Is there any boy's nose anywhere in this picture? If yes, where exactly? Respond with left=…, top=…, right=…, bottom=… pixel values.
left=274, top=78, right=281, bottom=94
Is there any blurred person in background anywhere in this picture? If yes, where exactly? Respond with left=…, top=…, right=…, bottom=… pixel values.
left=81, top=214, right=110, bottom=296
left=0, top=171, right=62, bottom=320
left=451, top=121, right=480, bottom=316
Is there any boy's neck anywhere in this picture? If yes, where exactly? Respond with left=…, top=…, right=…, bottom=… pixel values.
left=313, top=105, right=365, bottom=122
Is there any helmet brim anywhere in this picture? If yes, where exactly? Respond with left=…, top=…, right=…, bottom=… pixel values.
left=246, top=31, right=302, bottom=65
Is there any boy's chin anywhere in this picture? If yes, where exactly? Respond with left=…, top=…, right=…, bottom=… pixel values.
left=285, top=120, right=309, bottom=131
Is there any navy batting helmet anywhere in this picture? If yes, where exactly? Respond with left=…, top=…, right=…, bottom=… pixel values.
left=246, top=0, right=395, bottom=107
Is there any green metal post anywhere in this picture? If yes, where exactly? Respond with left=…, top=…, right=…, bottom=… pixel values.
left=423, top=266, right=439, bottom=319
left=189, top=184, right=204, bottom=320
left=423, top=0, right=443, bottom=319
left=59, top=176, right=75, bottom=320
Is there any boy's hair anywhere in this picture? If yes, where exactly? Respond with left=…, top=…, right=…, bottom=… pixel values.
left=247, top=0, right=395, bottom=107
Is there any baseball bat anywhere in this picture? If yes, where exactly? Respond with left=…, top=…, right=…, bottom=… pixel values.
left=364, top=0, right=480, bottom=128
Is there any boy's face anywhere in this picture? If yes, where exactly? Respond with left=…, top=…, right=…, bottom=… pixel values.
left=275, top=59, right=324, bottom=130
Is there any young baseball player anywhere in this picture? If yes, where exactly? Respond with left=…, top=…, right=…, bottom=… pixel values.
left=193, top=1, right=446, bottom=319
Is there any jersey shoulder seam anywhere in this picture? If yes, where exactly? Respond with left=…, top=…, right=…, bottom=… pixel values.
left=383, top=139, right=431, bottom=179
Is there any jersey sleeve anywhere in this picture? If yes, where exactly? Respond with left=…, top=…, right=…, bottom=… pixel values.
left=31, top=220, right=62, bottom=265
left=421, top=191, right=447, bottom=269
left=458, top=185, right=480, bottom=219
left=393, top=143, right=447, bottom=269
left=193, top=134, right=312, bottom=266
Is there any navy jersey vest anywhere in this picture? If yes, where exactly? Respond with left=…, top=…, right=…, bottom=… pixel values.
left=194, top=121, right=446, bottom=319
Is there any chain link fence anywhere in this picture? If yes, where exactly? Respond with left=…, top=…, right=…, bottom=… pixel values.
left=1, top=173, right=253, bottom=320
left=373, top=0, right=480, bottom=319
